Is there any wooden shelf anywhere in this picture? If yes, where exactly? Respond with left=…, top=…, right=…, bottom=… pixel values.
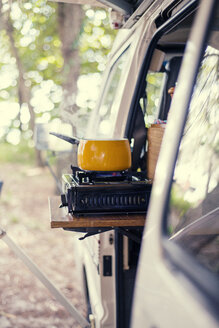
left=49, top=196, right=146, bottom=229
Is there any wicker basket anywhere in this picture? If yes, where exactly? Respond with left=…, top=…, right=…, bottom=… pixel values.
left=147, top=124, right=166, bottom=180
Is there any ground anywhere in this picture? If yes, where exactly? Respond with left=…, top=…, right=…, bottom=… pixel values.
left=0, top=163, right=86, bottom=328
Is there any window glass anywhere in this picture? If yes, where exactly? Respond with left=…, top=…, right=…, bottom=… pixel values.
left=167, top=28, right=219, bottom=276
left=95, top=49, right=130, bottom=138
left=142, top=72, right=165, bottom=126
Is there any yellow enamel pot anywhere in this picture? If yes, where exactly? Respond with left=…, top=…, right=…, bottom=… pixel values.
left=49, top=133, right=132, bottom=171
left=77, top=139, right=131, bottom=171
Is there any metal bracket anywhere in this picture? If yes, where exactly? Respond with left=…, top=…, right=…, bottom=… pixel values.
left=116, top=227, right=143, bottom=243
left=64, top=226, right=144, bottom=242
left=63, top=227, right=113, bottom=240
left=79, top=228, right=113, bottom=240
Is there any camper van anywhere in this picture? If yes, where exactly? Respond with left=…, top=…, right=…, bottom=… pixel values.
left=50, top=0, right=219, bottom=327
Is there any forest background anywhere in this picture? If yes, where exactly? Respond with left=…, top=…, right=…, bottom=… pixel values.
left=0, top=2, right=117, bottom=326
left=0, top=0, right=117, bottom=167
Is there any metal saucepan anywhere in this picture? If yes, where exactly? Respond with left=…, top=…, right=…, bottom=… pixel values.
left=50, top=132, right=132, bottom=171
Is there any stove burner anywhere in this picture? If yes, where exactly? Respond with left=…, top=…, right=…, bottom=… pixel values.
left=70, top=166, right=147, bottom=184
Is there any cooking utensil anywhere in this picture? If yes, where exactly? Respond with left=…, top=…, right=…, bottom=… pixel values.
left=50, top=132, right=131, bottom=171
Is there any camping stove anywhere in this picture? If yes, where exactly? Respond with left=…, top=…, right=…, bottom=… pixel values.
left=60, top=167, right=152, bottom=215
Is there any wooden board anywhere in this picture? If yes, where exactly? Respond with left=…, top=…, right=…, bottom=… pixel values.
left=49, top=196, right=146, bottom=229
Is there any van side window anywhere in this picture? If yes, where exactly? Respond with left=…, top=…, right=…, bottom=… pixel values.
left=96, top=48, right=130, bottom=137
left=167, top=43, right=219, bottom=275
left=136, top=52, right=182, bottom=175
left=142, top=71, right=165, bottom=126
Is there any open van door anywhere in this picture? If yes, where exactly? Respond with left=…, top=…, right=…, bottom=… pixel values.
left=131, top=0, right=219, bottom=327
left=96, top=0, right=143, bottom=14
left=53, top=0, right=155, bottom=28
left=95, top=0, right=155, bottom=28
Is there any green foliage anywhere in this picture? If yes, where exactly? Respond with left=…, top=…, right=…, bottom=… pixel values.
left=0, top=30, right=18, bottom=102
left=144, top=72, right=164, bottom=126
left=80, top=7, right=117, bottom=74
left=0, top=0, right=63, bottom=145
left=0, top=139, right=35, bottom=164
left=10, top=215, right=19, bottom=224
left=170, top=185, right=193, bottom=217
left=12, top=0, right=62, bottom=83
left=0, top=1, right=117, bottom=151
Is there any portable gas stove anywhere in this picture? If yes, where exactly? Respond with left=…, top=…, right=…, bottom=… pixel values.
left=60, top=167, right=152, bottom=215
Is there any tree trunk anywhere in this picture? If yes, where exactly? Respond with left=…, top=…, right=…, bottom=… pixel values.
left=56, top=3, right=84, bottom=183
left=58, top=3, right=84, bottom=136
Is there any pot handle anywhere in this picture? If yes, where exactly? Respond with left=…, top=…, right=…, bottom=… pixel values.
left=49, top=132, right=80, bottom=145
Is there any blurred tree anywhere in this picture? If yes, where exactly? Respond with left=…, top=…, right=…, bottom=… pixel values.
left=80, top=6, right=116, bottom=74
left=57, top=3, right=83, bottom=136
left=0, top=0, right=62, bottom=165
left=73, top=6, right=117, bottom=136
left=0, top=0, right=117, bottom=166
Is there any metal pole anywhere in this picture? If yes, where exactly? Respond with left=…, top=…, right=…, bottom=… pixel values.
left=45, top=158, right=63, bottom=193
left=0, top=228, right=90, bottom=328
